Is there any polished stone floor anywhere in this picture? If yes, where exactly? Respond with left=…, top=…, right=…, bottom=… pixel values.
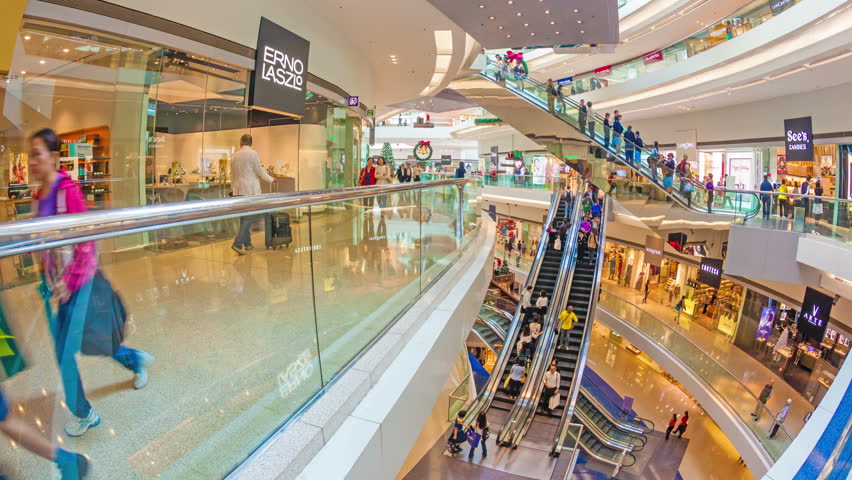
left=0, top=196, right=468, bottom=480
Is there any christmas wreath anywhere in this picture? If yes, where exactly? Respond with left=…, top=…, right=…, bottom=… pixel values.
left=505, top=51, right=529, bottom=80
left=414, top=140, right=433, bottom=161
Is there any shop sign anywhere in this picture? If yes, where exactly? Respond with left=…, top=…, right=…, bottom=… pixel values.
left=798, top=287, right=833, bottom=341
left=347, top=96, right=359, bottom=107
left=769, top=0, right=795, bottom=15
left=709, top=23, right=728, bottom=44
left=777, top=154, right=787, bottom=175
left=644, top=235, right=664, bottom=267
left=366, top=109, right=375, bottom=117
left=784, top=116, right=813, bottom=162
left=557, top=76, right=573, bottom=86
left=594, top=65, right=612, bottom=77
left=643, top=50, right=663, bottom=65
left=441, top=154, right=452, bottom=165
left=697, top=257, right=723, bottom=289
left=756, top=307, right=776, bottom=341
left=249, top=17, right=311, bottom=117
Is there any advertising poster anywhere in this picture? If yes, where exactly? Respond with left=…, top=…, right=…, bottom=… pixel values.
left=798, top=287, right=833, bottom=341
left=9, top=152, right=28, bottom=185
left=756, top=307, right=776, bottom=341
left=777, top=154, right=787, bottom=175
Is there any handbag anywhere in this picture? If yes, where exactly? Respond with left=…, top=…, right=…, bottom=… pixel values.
left=684, top=182, right=694, bottom=193
left=466, top=428, right=481, bottom=449
left=548, top=393, right=561, bottom=411
left=503, top=375, right=511, bottom=389
left=813, top=203, right=824, bottom=215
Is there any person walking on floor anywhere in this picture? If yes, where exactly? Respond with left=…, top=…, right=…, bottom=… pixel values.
left=643, top=280, right=650, bottom=303
left=557, top=306, right=578, bottom=350
left=468, top=412, right=489, bottom=460
left=609, top=255, right=617, bottom=280
left=770, top=399, right=792, bottom=438
left=752, top=380, right=774, bottom=420
left=760, top=174, right=774, bottom=220
left=507, top=361, right=525, bottom=399
left=705, top=174, right=715, bottom=213
left=454, top=161, right=467, bottom=179
left=676, top=411, right=689, bottom=438
left=674, top=296, right=685, bottom=322
left=665, top=413, right=678, bottom=440
left=231, top=133, right=275, bottom=255
left=28, top=128, right=154, bottom=438
left=448, top=410, right=467, bottom=454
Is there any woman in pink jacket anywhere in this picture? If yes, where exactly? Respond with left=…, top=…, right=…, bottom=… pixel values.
left=30, top=128, right=153, bottom=438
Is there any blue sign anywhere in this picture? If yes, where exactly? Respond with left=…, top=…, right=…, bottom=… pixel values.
left=557, top=76, right=573, bottom=86
left=348, top=96, right=360, bottom=107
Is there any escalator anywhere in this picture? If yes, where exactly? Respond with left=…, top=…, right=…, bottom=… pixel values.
left=472, top=305, right=511, bottom=353
left=489, top=192, right=574, bottom=415
left=454, top=62, right=761, bottom=222
left=462, top=188, right=573, bottom=428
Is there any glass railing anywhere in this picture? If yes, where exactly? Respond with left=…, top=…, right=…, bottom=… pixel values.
left=597, top=289, right=794, bottom=460
left=581, top=375, right=654, bottom=434
left=420, top=172, right=566, bottom=191
left=564, top=0, right=804, bottom=95
left=0, top=179, right=480, bottom=480
left=448, top=374, right=473, bottom=421
left=482, top=63, right=763, bottom=220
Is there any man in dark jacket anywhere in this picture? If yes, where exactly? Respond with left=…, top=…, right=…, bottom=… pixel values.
left=760, top=175, right=774, bottom=219
left=623, top=126, right=636, bottom=164
left=751, top=380, right=773, bottom=420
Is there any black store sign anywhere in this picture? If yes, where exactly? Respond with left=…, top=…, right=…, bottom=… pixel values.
left=697, top=257, right=723, bottom=289
left=249, top=17, right=311, bottom=117
left=784, top=116, right=813, bottom=162
left=798, top=287, right=833, bottom=342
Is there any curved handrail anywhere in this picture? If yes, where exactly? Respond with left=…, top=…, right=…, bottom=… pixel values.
left=462, top=187, right=566, bottom=427
left=597, top=289, right=795, bottom=460
left=499, top=184, right=585, bottom=447
left=480, top=65, right=762, bottom=221
left=573, top=398, right=646, bottom=452
left=581, top=378, right=655, bottom=434
left=0, top=179, right=474, bottom=257
left=484, top=292, right=518, bottom=315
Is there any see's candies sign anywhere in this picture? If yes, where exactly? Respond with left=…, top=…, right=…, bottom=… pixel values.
left=643, top=50, right=663, bottom=65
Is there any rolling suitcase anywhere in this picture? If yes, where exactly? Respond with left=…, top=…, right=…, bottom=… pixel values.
left=265, top=212, right=293, bottom=249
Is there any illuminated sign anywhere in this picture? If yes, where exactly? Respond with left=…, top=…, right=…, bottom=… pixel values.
left=770, top=0, right=795, bottom=15
left=798, top=287, right=832, bottom=341
left=709, top=23, right=728, bottom=44
left=644, top=235, right=664, bottom=267
left=697, top=257, right=723, bottom=289
left=784, top=116, right=813, bottom=162
left=643, top=50, right=663, bottom=65
left=557, top=76, right=573, bottom=86
left=594, top=65, right=612, bottom=77
left=248, top=17, right=311, bottom=117
left=348, top=96, right=359, bottom=107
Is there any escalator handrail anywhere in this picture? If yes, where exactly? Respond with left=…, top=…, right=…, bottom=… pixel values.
left=462, top=188, right=566, bottom=426
left=580, top=379, right=655, bottom=434
left=479, top=66, right=761, bottom=220
left=476, top=307, right=509, bottom=342
left=551, top=195, right=611, bottom=455
left=499, top=185, right=586, bottom=446
left=576, top=390, right=648, bottom=449
left=573, top=402, right=644, bottom=452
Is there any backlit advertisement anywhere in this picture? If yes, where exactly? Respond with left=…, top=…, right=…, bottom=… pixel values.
left=798, top=287, right=832, bottom=342
left=756, top=307, right=776, bottom=341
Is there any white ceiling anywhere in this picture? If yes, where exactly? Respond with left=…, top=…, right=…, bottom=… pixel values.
left=427, top=0, right=619, bottom=49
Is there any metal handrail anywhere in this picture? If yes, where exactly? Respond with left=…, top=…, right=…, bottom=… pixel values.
left=552, top=195, right=611, bottom=455
left=462, top=187, right=566, bottom=427
left=573, top=404, right=642, bottom=452
left=499, top=183, right=585, bottom=447
left=579, top=380, right=655, bottom=434
left=0, top=179, right=472, bottom=257
left=578, top=386, right=650, bottom=440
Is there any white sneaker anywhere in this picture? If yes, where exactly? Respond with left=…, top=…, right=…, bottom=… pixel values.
left=134, top=351, right=155, bottom=389
left=65, top=409, right=100, bottom=437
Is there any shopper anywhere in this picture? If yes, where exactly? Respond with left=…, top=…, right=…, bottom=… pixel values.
left=546, top=79, right=559, bottom=113
left=643, top=280, right=650, bottom=303
left=29, top=128, right=154, bottom=438
left=546, top=223, right=558, bottom=249
left=778, top=180, right=789, bottom=218
left=770, top=399, right=792, bottom=438
left=603, top=113, right=612, bottom=150
left=674, top=296, right=685, bottom=322
left=0, top=387, right=89, bottom=478
left=623, top=125, right=636, bottom=164
left=455, top=161, right=467, bottom=179
left=609, top=254, right=617, bottom=280
left=448, top=410, right=467, bottom=454
left=375, top=157, right=393, bottom=185
left=760, top=174, right=774, bottom=220
left=541, top=364, right=561, bottom=415
left=662, top=153, right=676, bottom=193
left=813, top=179, right=824, bottom=221
left=705, top=174, right=715, bottom=213
left=586, top=102, right=596, bottom=139
left=397, top=162, right=412, bottom=183
left=231, top=133, right=275, bottom=254
left=587, top=230, right=598, bottom=264
left=412, top=163, right=423, bottom=182
left=558, top=306, right=578, bottom=350
left=676, top=411, right=689, bottom=438
left=517, top=325, right=533, bottom=356
left=612, top=115, right=624, bottom=155
left=474, top=412, right=489, bottom=459
left=558, top=219, right=570, bottom=246
left=591, top=199, right=603, bottom=219
left=521, top=285, right=534, bottom=318
left=752, top=380, right=774, bottom=421
left=578, top=99, right=588, bottom=135
left=665, top=413, right=678, bottom=440
left=508, top=361, right=525, bottom=398
left=800, top=175, right=812, bottom=218
left=648, top=141, right=661, bottom=182
left=536, top=290, right=549, bottom=315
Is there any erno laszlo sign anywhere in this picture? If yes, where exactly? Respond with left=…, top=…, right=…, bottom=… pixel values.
left=249, top=17, right=311, bottom=117
left=798, top=287, right=833, bottom=341
left=784, top=116, right=813, bottom=162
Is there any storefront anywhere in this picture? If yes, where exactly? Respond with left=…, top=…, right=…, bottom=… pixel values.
left=775, top=144, right=838, bottom=196
left=0, top=19, right=364, bottom=224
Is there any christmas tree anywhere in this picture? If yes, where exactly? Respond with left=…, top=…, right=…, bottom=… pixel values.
left=381, top=142, right=394, bottom=164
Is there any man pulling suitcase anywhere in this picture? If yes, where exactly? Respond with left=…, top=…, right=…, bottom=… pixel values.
left=230, top=134, right=276, bottom=255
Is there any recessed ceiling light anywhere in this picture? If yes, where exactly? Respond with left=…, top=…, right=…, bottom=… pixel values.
left=498, top=26, right=504, bottom=29
left=550, top=20, right=555, bottom=24
left=556, top=31, right=560, bottom=34
left=479, top=4, right=485, bottom=8
left=545, top=10, right=550, bottom=14
left=506, top=34, right=511, bottom=38
left=530, top=32, right=535, bottom=36
left=577, top=20, right=583, bottom=24
left=489, top=16, right=495, bottom=19
left=516, top=12, right=522, bottom=16
left=39, top=60, right=45, bottom=64
left=23, top=35, right=30, bottom=40
left=580, top=30, right=584, bottom=33
left=524, top=23, right=529, bottom=27
left=20, top=71, right=26, bottom=75
left=507, top=0, right=513, bottom=3
left=574, top=8, right=579, bottom=13
left=62, top=48, right=69, bottom=53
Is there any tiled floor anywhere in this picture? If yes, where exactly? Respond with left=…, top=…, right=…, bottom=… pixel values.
left=600, top=278, right=811, bottom=439
left=0, top=195, right=466, bottom=480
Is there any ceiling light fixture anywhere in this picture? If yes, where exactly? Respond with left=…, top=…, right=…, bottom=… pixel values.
left=530, top=32, right=535, bottom=36
left=506, top=34, right=512, bottom=38
left=479, top=4, right=485, bottom=8
left=550, top=20, right=555, bottom=24
left=517, top=12, right=522, bottom=16
left=39, top=60, right=45, bottom=64
left=23, top=35, right=30, bottom=40
left=524, top=23, right=529, bottom=27
left=489, top=16, right=495, bottom=19
left=579, top=30, right=584, bottom=33
left=63, top=48, right=69, bottom=53
left=545, top=10, right=550, bottom=14
left=577, top=20, right=582, bottom=24
left=20, top=71, right=26, bottom=75
left=556, top=31, right=560, bottom=34
left=574, top=8, right=579, bottom=12
left=498, top=26, right=504, bottom=29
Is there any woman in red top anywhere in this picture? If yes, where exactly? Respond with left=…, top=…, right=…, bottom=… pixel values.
left=676, top=411, right=689, bottom=438
left=665, top=413, right=677, bottom=440
left=359, top=157, right=377, bottom=210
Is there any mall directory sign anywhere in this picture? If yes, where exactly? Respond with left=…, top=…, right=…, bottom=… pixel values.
left=644, top=235, right=664, bottom=267
left=798, top=287, right=832, bottom=342
left=697, top=257, right=723, bottom=289
left=249, top=17, right=311, bottom=117
left=784, top=116, right=813, bottom=162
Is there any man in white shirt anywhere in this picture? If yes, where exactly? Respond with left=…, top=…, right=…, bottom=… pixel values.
left=541, top=364, right=561, bottom=414
left=231, top=134, right=275, bottom=255
left=521, top=285, right=533, bottom=318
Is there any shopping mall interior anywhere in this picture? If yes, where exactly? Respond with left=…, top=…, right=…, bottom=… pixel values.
left=0, top=0, right=851, bottom=479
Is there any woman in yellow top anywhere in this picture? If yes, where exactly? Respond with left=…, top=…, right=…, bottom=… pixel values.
left=778, top=181, right=789, bottom=218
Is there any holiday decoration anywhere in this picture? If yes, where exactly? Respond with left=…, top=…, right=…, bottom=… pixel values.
left=381, top=142, right=395, bottom=164
left=505, top=50, right=529, bottom=80
left=414, top=140, right=433, bottom=161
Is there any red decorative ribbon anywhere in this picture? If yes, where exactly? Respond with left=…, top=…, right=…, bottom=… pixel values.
left=418, top=141, right=431, bottom=147
left=506, top=51, right=524, bottom=62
